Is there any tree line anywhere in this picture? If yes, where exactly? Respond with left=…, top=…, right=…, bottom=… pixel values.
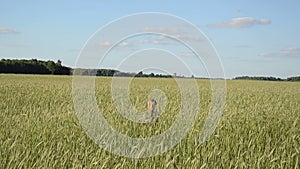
left=0, top=59, right=71, bottom=75
left=233, top=76, right=300, bottom=82
left=75, top=69, right=173, bottom=78
left=0, top=58, right=172, bottom=78
left=1, top=59, right=299, bottom=81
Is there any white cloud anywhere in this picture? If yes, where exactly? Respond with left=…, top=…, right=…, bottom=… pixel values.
left=118, top=42, right=129, bottom=47
left=282, top=47, right=300, bottom=52
left=0, top=27, right=19, bottom=34
left=137, top=35, right=177, bottom=45
left=137, top=38, right=176, bottom=45
left=173, top=35, right=205, bottom=42
left=136, top=34, right=204, bottom=46
left=207, top=17, right=271, bottom=29
left=99, top=41, right=112, bottom=47
left=259, top=47, right=300, bottom=57
left=99, top=41, right=130, bottom=48
left=142, top=27, right=181, bottom=34
left=98, top=26, right=205, bottom=48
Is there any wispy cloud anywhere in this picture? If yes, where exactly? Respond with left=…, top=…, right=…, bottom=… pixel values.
left=173, top=35, right=204, bottom=42
left=98, top=26, right=205, bottom=49
left=138, top=39, right=174, bottom=45
left=259, top=47, right=300, bottom=57
left=141, top=27, right=181, bottom=34
left=141, top=27, right=204, bottom=42
left=99, top=41, right=130, bottom=48
left=0, top=27, right=20, bottom=34
left=137, top=35, right=178, bottom=45
left=99, top=41, right=112, bottom=47
left=207, top=17, right=271, bottom=29
left=118, top=42, right=129, bottom=47
left=136, top=34, right=204, bottom=46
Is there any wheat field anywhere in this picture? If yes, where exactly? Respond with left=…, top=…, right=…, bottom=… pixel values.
left=0, top=74, right=299, bottom=168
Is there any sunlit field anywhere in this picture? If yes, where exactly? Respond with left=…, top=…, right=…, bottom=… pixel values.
left=0, top=74, right=299, bottom=168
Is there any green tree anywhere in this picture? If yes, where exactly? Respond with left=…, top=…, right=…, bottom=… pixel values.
left=47, top=61, right=56, bottom=74
left=56, top=60, right=62, bottom=66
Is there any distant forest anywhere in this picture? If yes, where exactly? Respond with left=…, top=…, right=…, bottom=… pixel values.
left=74, top=68, right=172, bottom=78
left=233, top=76, right=300, bottom=82
left=0, top=59, right=300, bottom=81
left=0, top=59, right=71, bottom=75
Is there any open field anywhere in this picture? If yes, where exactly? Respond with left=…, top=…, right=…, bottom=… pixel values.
left=0, top=74, right=299, bottom=168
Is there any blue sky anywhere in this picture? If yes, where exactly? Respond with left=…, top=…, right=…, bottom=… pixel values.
left=0, top=0, right=299, bottom=78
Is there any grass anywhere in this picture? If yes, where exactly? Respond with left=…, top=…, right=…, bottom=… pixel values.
left=0, top=74, right=299, bottom=168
